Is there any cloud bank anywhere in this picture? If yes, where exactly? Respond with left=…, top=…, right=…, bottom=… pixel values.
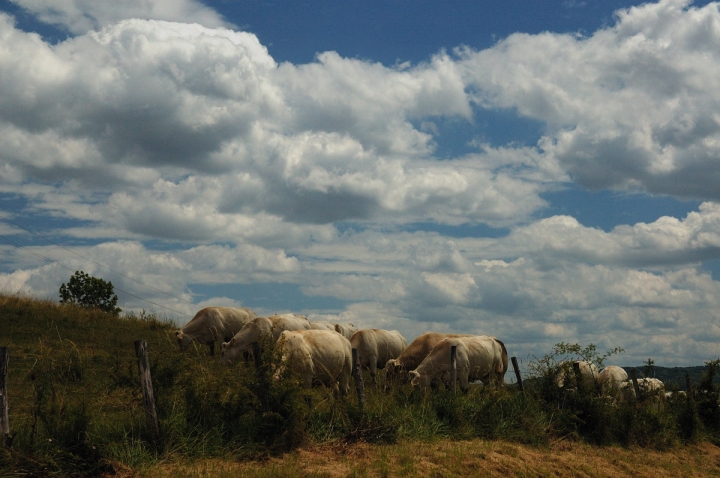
left=1, top=0, right=720, bottom=365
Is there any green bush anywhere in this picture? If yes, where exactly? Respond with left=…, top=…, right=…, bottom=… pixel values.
left=59, top=270, right=121, bottom=315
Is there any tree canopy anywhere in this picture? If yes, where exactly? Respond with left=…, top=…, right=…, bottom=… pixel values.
left=59, top=270, right=121, bottom=315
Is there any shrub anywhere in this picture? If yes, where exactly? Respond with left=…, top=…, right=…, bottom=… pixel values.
left=696, top=359, right=720, bottom=436
left=59, top=270, right=121, bottom=315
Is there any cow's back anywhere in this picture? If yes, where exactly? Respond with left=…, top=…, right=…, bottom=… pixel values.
left=269, top=315, right=311, bottom=340
left=280, top=329, right=351, bottom=388
left=180, top=307, right=222, bottom=334
left=398, top=332, right=471, bottom=370
left=412, top=335, right=504, bottom=388
left=216, top=307, right=256, bottom=335
left=461, top=335, right=504, bottom=383
left=598, top=365, right=628, bottom=393
left=350, top=329, right=377, bottom=357
left=335, top=323, right=357, bottom=340
left=374, top=329, right=406, bottom=363
left=304, top=329, right=352, bottom=381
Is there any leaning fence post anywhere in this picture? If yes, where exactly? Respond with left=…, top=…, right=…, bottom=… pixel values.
left=629, top=369, right=641, bottom=400
left=511, top=357, right=524, bottom=393
left=352, top=348, right=365, bottom=410
left=134, top=340, right=159, bottom=440
left=573, top=362, right=584, bottom=393
left=0, top=347, right=9, bottom=447
left=450, top=345, right=457, bottom=393
left=252, top=342, right=262, bottom=371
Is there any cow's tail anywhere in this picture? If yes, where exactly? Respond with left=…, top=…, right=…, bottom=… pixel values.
left=495, top=338, right=509, bottom=376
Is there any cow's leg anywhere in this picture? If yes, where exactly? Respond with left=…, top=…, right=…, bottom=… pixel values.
left=304, top=373, right=314, bottom=389
left=208, top=341, right=215, bottom=356
left=339, top=372, right=349, bottom=396
left=459, top=370, right=470, bottom=393
left=370, top=357, right=378, bottom=385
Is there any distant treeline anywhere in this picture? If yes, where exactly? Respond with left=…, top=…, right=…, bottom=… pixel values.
left=622, top=366, right=710, bottom=391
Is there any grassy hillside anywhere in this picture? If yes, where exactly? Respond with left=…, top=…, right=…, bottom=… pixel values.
left=1, top=294, right=719, bottom=477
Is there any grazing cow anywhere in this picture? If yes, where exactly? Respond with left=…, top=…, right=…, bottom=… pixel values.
left=622, top=377, right=666, bottom=406
left=555, top=361, right=599, bottom=390
left=175, top=307, right=256, bottom=355
left=334, top=323, right=357, bottom=340
left=220, top=314, right=311, bottom=363
left=276, top=329, right=352, bottom=394
left=385, top=332, right=473, bottom=385
left=409, top=335, right=508, bottom=391
left=309, top=321, right=337, bottom=331
left=597, top=365, right=629, bottom=396
left=638, top=377, right=665, bottom=393
left=350, top=329, right=407, bottom=383
left=275, top=312, right=308, bottom=320
left=665, top=390, right=687, bottom=400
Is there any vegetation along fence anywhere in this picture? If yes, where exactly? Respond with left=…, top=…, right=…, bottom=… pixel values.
left=1, top=296, right=720, bottom=476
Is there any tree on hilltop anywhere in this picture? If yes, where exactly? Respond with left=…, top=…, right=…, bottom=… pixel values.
left=59, top=270, right=121, bottom=315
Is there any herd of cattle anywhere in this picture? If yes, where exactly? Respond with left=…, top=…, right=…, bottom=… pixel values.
left=174, top=306, right=669, bottom=400
left=174, top=306, right=508, bottom=393
left=556, top=361, right=672, bottom=404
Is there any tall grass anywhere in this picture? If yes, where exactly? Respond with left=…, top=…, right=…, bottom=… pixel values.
left=0, top=293, right=719, bottom=476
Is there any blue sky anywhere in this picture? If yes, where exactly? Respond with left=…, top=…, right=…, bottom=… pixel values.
left=1, top=0, right=720, bottom=365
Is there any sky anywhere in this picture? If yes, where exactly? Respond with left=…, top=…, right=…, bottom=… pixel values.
left=1, top=0, right=720, bottom=366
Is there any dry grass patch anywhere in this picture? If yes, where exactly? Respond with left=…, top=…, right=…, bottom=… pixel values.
left=138, top=439, right=720, bottom=477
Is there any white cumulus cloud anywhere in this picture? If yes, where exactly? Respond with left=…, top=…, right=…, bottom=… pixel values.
left=10, top=0, right=230, bottom=34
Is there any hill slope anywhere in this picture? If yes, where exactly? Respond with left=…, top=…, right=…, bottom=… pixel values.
left=2, top=294, right=720, bottom=477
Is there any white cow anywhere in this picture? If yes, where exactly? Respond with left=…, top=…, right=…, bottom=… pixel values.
left=643, top=379, right=667, bottom=411
left=409, top=335, right=508, bottom=391
left=621, top=378, right=666, bottom=408
left=276, top=329, right=352, bottom=394
left=272, top=312, right=309, bottom=323
left=220, top=314, right=311, bottom=363
left=309, top=321, right=337, bottom=331
left=622, top=377, right=666, bottom=405
left=334, top=323, right=358, bottom=340
left=350, top=329, right=407, bottom=383
left=175, top=307, right=256, bottom=356
left=597, top=365, right=629, bottom=396
left=385, top=332, right=473, bottom=385
left=555, top=361, right=599, bottom=390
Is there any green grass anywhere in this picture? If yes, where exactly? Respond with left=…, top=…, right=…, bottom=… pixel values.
left=1, top=293, right=719, bottom=476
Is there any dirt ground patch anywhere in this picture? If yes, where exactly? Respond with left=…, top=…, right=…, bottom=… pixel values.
left=138, top=439, right=720, bottom=477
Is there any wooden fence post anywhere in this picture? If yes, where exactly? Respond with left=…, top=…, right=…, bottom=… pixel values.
left=0, top=347, right=9, bottom=447
left=511, top=357, right=524, bottom=393
left=134, top=340, right=159, bottom=440
left=251, top=342, right=270, bottom=409
left=686, top=374, right=693, bottom=402
left=629, top=369, right=641, bottom=400
left=252, top=342, right=262, bottom=371
left=450, top=345, right=457, bottom=393
left=572, top=362, right=584, bottom=393
left=352, top=348, right=365, bottom=410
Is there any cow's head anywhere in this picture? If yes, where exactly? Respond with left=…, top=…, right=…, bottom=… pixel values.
left=384, top=359, right=401, bottom=391
left=220, top=338, right=236, bottom=363
left=385, top=359, right=401, bottom=379
left=409, top=370, right=429, bottom=388
left=175, top=330, right=192, bottom=351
